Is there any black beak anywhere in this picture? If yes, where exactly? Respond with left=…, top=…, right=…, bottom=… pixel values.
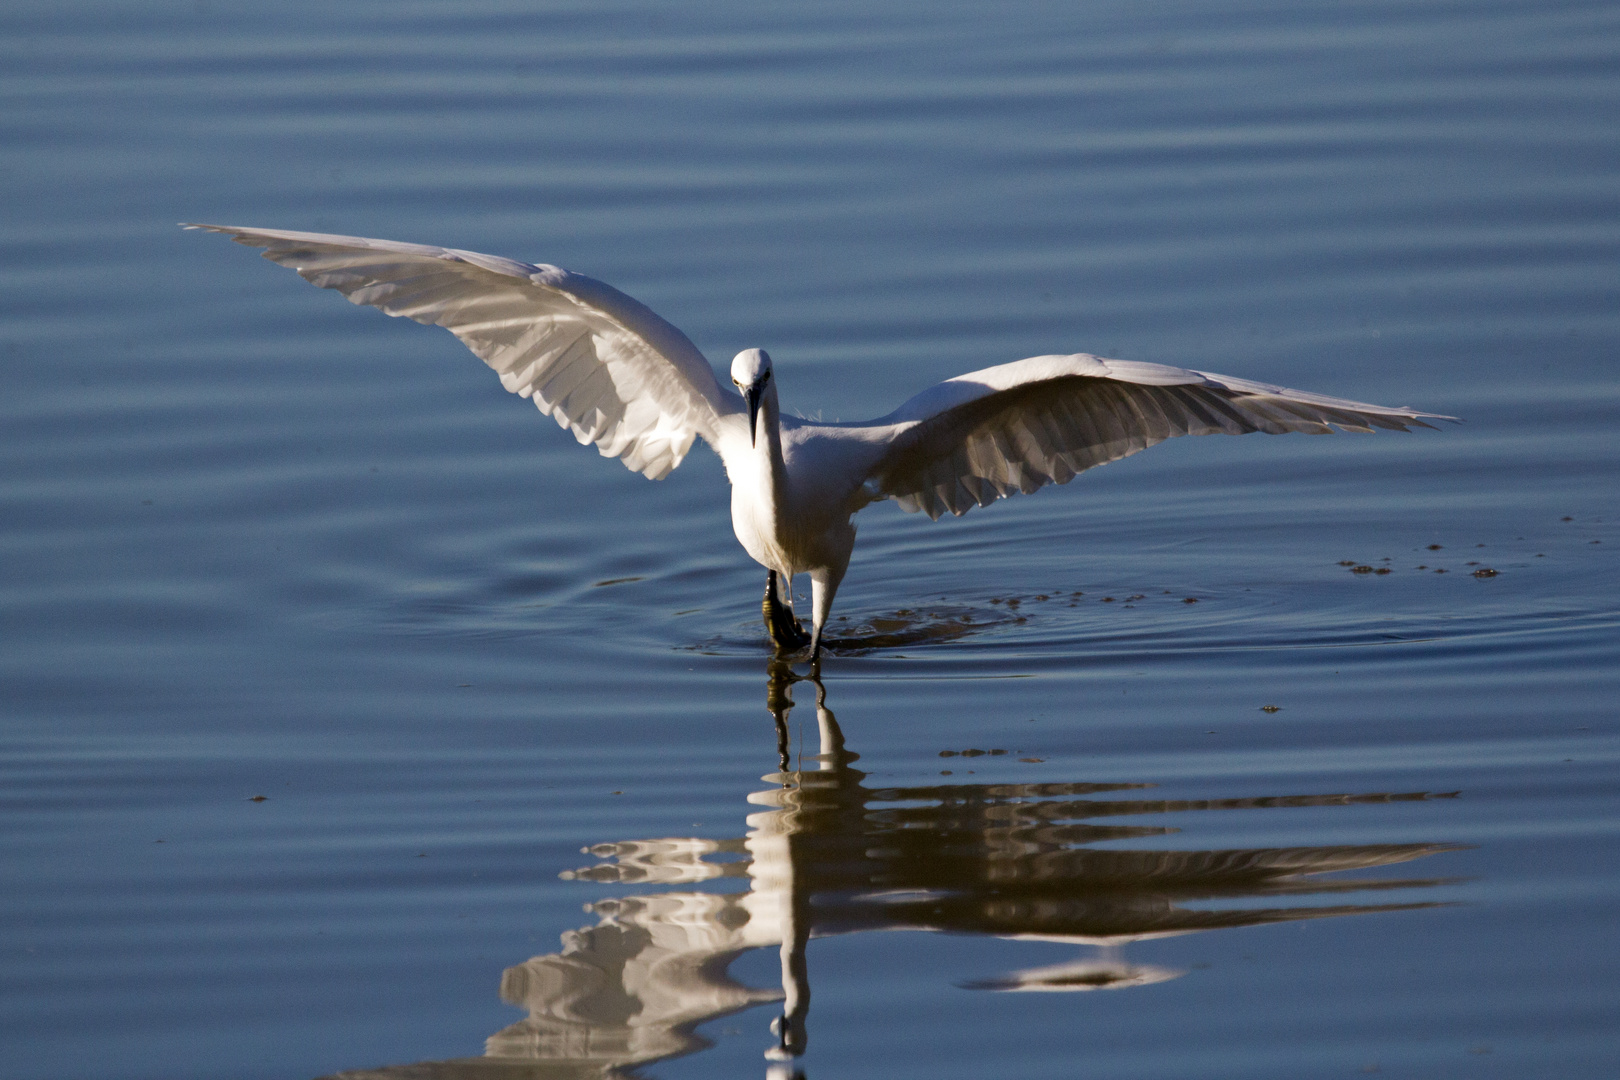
left=744, top=385, right=761, bottom=448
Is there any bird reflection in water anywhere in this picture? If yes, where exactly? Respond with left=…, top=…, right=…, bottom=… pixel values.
left=322, top=664, right=1462, bottom=1080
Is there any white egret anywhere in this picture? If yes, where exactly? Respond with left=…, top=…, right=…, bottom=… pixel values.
left=187, top=224, right=1452, bottom=659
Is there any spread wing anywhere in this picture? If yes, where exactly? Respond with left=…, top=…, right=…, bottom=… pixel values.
left=185, top=224, right=741, bottom=479
left=834, top=353, right=1455, bottom=520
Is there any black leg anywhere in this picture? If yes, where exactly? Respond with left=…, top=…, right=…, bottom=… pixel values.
left=762, top=570, right=812, bottom=653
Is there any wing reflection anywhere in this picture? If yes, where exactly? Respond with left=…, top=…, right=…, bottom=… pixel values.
left=321, top=664, right=1461, bottom=1080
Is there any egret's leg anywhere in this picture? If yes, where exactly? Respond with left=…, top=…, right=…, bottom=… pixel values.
left=762, top=570, right=811, bottom=653
left=807, top=562, right=847, bottom=660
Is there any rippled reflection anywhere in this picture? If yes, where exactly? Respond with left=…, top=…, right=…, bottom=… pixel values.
left=324, top=665, right=1461, bottom=1080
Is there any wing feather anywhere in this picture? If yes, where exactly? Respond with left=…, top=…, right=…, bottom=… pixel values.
left=822, top=353, right=1452, bottom=520
left=185, top=223, right=739, bottom=479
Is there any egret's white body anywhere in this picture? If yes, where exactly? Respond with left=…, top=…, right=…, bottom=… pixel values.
left=187, top=224, right=1452, bottom=659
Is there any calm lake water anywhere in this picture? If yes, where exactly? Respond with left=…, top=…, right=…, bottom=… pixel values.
left=4, top=1, right=1619, bottom=1077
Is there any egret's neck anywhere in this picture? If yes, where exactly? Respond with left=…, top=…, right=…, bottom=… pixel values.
left=754, top=385, right=788, bottom=495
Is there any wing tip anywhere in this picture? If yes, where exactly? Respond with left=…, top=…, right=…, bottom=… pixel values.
left=1399, top=411, right=1462, bottom=430
left=182, top=223, right=262, bottom=246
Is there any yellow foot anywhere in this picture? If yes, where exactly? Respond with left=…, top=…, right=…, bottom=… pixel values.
left=762, top=570, right=812, bottom=653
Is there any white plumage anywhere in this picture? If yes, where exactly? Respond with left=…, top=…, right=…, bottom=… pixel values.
left=187, top=223, right=1453, bottom=659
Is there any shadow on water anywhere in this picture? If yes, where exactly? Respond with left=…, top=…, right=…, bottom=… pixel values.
left=321, top=663, right=1464, bottom=1080
left=687, top=603, right=1030, bottom=656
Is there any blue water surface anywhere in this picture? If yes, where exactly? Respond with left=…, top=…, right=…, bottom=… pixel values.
left=2, top=1, right=1618, bottom=1077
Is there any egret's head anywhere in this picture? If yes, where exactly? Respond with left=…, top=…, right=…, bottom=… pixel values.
left=730, top=348, right=772, bottom=390
left=731, top=349, right=773, bottom=447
